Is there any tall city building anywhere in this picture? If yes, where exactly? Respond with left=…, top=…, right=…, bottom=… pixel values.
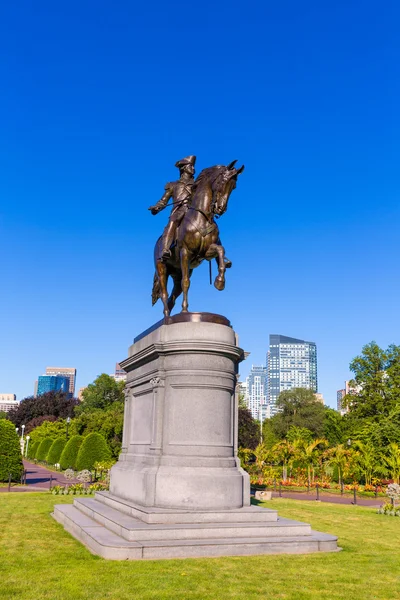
left=37, top=375, right=70, bottom=396
left=337, top=380, right=360, bottom=415
left=110, top=363, right=127, bottom=383
left=337, top=388, right=346, bottom=413
left=45, top=367, right=76, bottom=397
left=245, top=365, right=268, bottom=421
left=268, top=334, right=318, bottom=416
left=0, top=393, right=18, bottom=413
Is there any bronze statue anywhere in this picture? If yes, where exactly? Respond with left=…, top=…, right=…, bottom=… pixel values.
left=149, top=155, right=196, bottom=262
left=150, top=159, right=244, bottom=317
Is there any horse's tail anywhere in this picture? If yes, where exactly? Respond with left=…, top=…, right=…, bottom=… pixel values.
left=151, top=272, right=160, bottom=305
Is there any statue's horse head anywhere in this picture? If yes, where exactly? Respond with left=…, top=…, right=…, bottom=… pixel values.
left=194, top=161, right=245, bottom=218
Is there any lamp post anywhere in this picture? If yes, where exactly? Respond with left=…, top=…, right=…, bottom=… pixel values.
left=15, top=427, right=19, bottom=435
left=25, top=435, right=30, bottom=458
left=347, top=439, right=351, bottom=447
left=66, top=417, right=71, bottom=440
left=20, top=424, right=26, bottom=455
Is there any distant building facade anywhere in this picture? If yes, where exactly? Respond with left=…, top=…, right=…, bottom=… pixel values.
left=110, top=363, right=127, bottom=383
left=314, top=393, right=324, bottom=404
left=245, top=365, right=267, bottom=421
left=45, top=367, right=76, bottom=397
left=337, top=380, right=361, bottom=415
left=37, top=375, right=70, bottom=396
left=337, top=388, right=346, bottom=413
left=0, top=393, right=18, bottom=413
left=268, top=334, right=318, bottom=416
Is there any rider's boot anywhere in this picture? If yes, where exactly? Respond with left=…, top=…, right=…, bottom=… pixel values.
left=160, top=222, right=176, bottom=262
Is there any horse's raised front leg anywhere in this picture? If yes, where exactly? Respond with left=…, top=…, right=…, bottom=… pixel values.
left=180, top=247, right=190, bottom=312
left=156, top=261, right=170, bottom=317
left=206, top=243, right=227, bottom=291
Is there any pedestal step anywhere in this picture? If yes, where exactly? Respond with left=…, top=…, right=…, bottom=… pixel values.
left=52, top=502, right=339, bottom=560
left=95, top=491, right=279, bottom=523
left=74, top=497, right=311, bottom=542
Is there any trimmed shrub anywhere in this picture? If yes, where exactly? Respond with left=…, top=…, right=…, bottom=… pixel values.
left=0, top=420, right=24, bottom=482
left=27, top=440, right=40, bottom=460
left=76, top=433, right=111, bottom=471
left=59, top=435, right=83, bottom=470
left=36, top=437, right=54, bottom=462
left=47, top=437, right=67, bottom=465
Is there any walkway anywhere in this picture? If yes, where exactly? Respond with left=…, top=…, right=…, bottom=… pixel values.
left=0, top=460, right=77, bottom=492
left=256, top=489, right=382, bottom=508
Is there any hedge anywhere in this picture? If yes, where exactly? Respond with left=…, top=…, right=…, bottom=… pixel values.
left=76, top=433, right=111, bottom=471
left=27, top=440, right=40, bottom=460
left=36, top=437, right=54, bottom=462
left=47, top=437, right=67, bottom=465
left=0, top=420, right=24, bottom=482
left=59, top=435, right=83, bottom=470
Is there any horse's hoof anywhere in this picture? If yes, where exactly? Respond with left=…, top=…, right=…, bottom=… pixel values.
left=181, top=308, right=188, bottom=313
left=214, top=277, right=225, bottom=291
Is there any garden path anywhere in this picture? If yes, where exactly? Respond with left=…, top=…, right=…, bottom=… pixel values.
left=0, top=460, right=78, bottom=492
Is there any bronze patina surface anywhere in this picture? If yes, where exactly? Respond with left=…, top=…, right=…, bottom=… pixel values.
left=150, top=158, right=244, bottom=317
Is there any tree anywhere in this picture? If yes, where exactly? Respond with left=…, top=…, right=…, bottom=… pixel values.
left=238, top=407, right=259, bottom=450
left=352, top=440, right=381, bottom=486
left=286, top=426, right=313, bottom=444
left=36, top=437, right=55, bottom=462
left=27, top=440, right=40, bottom=460
left=77, top=374, right=125, bottom=414
left=75, top=433, right=111, bottom=471
left=382, top=443, right=400, bottom=484
left=323, top=408, right=344, bottom=446
left=261, top=419, right=278, bottom=449
left=295, top=438, right=328, bottom=486
left=253, top=443, right=270, bottom=475
left=25, top=415, right=57, bottom=434
left=70, top=403, right=124, bottom=458
left=0, top=420, right=24, bottom=482
left=343, top=342, right=400, bottom=419
left=47, top=438, right=67, bottom=465
left=29, top=419, right=67, bottom=444
left=323, top=444, right=354, bottom=486
left=0, top=411, right=8, bottom=419
left=8, top=392, right=79, bottom=428
left=272, top=440, right=296, bottom=481
left=270, top=388, right=326, bottom=439
left=59, top=435, right=83, bottom=470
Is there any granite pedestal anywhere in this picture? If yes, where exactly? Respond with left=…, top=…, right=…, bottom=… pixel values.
left=53, top=313, right=339, bottom=559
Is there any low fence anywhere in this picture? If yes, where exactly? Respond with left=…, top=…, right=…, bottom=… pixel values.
left=251, top=479, right=384, bottom=505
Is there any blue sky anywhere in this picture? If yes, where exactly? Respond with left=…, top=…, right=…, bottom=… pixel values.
left=0, top=1, right=399, bottom=408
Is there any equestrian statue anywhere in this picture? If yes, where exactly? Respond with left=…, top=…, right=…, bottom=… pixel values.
left=149, top=156, right=244, bottom=317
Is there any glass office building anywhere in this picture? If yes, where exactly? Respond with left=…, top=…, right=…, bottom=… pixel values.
left=245, top=365, right=268, bottom=421
left=37, top=375, right=70, bottom=396
left=268, top=334, right=317, bottom=415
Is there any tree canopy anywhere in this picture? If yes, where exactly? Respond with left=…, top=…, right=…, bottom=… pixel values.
left=8, top=392, right=79, bottom=428
left=76, top=374, right=125, bottom=414
left=270, top=388, right=326, bottom=439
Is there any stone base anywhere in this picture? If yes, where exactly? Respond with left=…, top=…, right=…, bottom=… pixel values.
left=52, top=491, right=339, bottom=560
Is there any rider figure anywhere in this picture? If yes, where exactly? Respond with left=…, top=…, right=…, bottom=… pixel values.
left=148, top=155, right=196, bottom=261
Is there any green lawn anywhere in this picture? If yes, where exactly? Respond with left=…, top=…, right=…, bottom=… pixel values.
left=0, top=494, right=398, bottom=600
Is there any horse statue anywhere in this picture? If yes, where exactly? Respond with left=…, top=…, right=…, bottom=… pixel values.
left=151, top=160, right=244, bottom=317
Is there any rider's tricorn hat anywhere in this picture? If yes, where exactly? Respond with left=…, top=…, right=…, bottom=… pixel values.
left=175, top=155, right=196, bottom=168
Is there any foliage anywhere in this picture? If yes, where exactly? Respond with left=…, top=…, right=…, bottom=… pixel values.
left=59, top=435, right=83, bottom=470
left=261, top=419, right=278, bottom=449
left=323, top=408, right=344, bottom=446
left=0, top=411, right=8, bottom=419
left=27, top=440, right=40, bottom=460
left=75, top=432, right=111, bottom=471
left=8, top=391, right=79, bottom=428
left=29, top=419, right=67, bottom=444
left=352, top=440, right=382, bottom=486
left=286, top=426, right=313, bottom=444
left=381, top=443, right=400, bottom=484
left=323, top=444, right=355, bottom=486
left=36, top=437, right=55, bottom=462
left=377, top=503, right=400, bottom=517
left=271, top=388, right=326, bottom=439
left=238, top=406, right=259, bottom=450
left=343, top=342, right=400, bottom=419
left=272, top=440, right=296, bottom=481
left=25, top=415, right=57, bottom=434
left=76, top=374, right=125, bottom=414
left=293, top=438, right=328, bottom=485
left=386, top=483, right=400, bottom=502
left=0, top=420, right=24, bottom=482
left=70, top=403, right=124, bottom=458
left=47, top=438, right=67, bottom=465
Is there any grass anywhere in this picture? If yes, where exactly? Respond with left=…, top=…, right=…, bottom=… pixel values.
left=0, top=494, right=399, bottom=600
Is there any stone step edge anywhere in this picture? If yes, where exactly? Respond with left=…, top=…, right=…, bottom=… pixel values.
left=95, top=491, right=278, bottom=523
left=74, top=497, right=312, bottom=541
left=52, top=504, right=339, bottom=560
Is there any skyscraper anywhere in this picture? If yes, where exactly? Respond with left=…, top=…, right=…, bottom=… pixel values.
left=37, top=375, right=70, bottom=396
left=45, top=367, right=76, bottom=397
left=110, top=363, right=127, bottom=383
left=245, top=365, right=267, bottom=421
left=268, top=334, right=318, bottom=415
